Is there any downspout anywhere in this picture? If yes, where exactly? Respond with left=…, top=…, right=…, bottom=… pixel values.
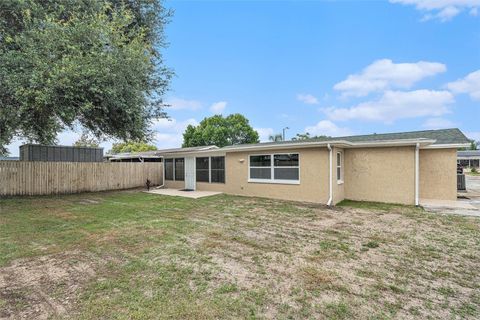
left=327, top=144, right=333, bottom=206
left=415, top=143, right=419, bottom=206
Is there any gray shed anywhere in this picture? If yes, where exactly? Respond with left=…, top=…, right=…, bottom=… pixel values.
left=19, top=144, right=104, bottom=162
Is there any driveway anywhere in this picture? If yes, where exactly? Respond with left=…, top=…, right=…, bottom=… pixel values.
left=422, top=174, right=480, bottom=216
left=465, top=174, right=480, bottom=210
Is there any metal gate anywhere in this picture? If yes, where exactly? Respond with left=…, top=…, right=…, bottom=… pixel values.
left=457, top=174, right=466, bottom=191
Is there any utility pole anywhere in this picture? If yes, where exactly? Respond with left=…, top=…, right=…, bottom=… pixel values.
left=282, top=127, right=289, bottom=141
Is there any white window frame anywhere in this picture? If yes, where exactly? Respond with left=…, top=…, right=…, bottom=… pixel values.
left=248, top=153, right=300, bottom=185
left=336, top=151, right=344, bottom=185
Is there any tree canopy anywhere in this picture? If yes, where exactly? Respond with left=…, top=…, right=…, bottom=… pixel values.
left=109, top=141, right=157, bottom=154
left=0, top=0, right=172, bottom=155
left=182, top=114, right=259, bottom=148
left=73, top=133, right=100, bottom=148
left=291, top=133, right=331, bottom=141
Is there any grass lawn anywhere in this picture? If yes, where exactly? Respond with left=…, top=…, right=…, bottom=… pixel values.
left=1, top=191, right=479, bottom=319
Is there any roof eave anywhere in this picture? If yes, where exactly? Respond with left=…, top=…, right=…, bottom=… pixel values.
left=422, top=143, right=470, bottom=149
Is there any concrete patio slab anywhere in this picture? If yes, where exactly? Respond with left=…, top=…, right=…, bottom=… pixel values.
left=420, top=198, right=480, bottom=217
left=145, top=188, right=222, bottom=199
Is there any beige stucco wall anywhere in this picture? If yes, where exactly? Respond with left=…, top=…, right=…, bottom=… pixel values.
left=218, top=148, right=330, bottom=203
left=344, top=147, right=416, bottom=205
left=419, top=148, right=457, bottom=201
left=163, top=149, right=330, bottom=203
left=163, top=145, right=455, bottom=205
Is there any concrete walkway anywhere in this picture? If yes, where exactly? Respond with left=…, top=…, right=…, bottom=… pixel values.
left=421, top=175, right=480, bottom=217
left=421, top=198, right=480, bottom=217
left=145, top=188, right=222, bottom=199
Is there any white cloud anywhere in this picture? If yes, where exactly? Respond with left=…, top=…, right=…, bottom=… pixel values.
left=254, top=127, right=275, bottom=142
left=304, top=120, right=353, bottom=137
left=391, top=0, right=480, bottom=21
left=152, top=118, right=198, bottom=149
left=334, top=59, right=446, bottom=97
left=297, top=93, right=319, bottom=105
left=166, top=97, right=202, bottom=111
left=325, top=90, right=454, bottom=123
left=446, top=69, right=480, bottom=101
left=209, top=101, right=227, bottom=114
left=422, top=117, right=457, bottom=129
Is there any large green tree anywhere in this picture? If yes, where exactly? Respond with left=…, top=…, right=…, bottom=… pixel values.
left=182, top=114, right=259, bottom=148
left=0, top=0, right=172, bottom=155
left=109, top=141, right=157, bottom=154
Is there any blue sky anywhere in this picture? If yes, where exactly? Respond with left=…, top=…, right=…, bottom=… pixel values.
left=7, top=0, right=480, bottom=155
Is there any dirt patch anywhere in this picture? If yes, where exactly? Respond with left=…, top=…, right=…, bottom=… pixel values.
left=0, top=251, right=101, bottom=320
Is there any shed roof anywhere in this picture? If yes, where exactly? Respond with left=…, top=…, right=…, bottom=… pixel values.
left=458, top=150, right=480, bottom=157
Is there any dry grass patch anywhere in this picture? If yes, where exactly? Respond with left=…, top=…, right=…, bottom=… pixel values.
left=0, top=192, right=479, bottom=319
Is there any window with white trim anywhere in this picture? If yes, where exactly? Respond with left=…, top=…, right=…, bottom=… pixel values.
left=336, top=152, right=343, bottom=182
left=249, top=153, right=299, bottom=183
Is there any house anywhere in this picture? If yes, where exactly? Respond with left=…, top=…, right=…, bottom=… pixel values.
left=457, top=150, right=480, bottom=170
left=160, top=128, right=469, bottom=206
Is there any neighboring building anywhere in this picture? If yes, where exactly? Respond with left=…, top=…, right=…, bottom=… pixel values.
left=161, top=128, right=469, bottom=206
left=20, top=144, right=103, bottom=162
left=105, top=146, right=218, bottom=162
left=458, top=150, right=480, bottom=169
left=105, top=151, right=162, bottom=162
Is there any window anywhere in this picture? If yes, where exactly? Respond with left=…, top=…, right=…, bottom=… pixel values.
left=336, top=152, right=343, bottom=183
left=165, top=159, right=174, bottom=180
left=249, top=154, right=299, bottom=183
left=274, top=154, right=299, bottom=180
left=211, top=156, right=225, bottom=183
left=196, top=157, right=209, bottom=182
left=471, top=159, right=480, bottom=168
left=174, top=158, right=184, bottom=181
left=250, top=155, right=272, bottom=180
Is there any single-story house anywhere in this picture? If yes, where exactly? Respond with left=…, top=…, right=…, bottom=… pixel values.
left=457, top=150, right=480, bottom=169
left=160, top=128, right=469, bottom=206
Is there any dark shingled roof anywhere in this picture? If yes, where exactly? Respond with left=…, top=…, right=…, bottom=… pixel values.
left=221, top=128, right=470, bottom=149
left=324, top=128, right=470, bottom=145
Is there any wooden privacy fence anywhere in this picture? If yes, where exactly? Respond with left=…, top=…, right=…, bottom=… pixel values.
left=0, top=161, right=163, bottom=196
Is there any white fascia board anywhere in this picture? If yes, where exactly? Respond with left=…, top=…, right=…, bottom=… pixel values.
left=422, top=143, right=470, bottom=149
left=346, top=139, right=436, bottom=148
left=222, top=140, right=353, bottom=153
left=222, top=139, right=435, bottom=153
left=162, top=150, right=227, bottom=157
